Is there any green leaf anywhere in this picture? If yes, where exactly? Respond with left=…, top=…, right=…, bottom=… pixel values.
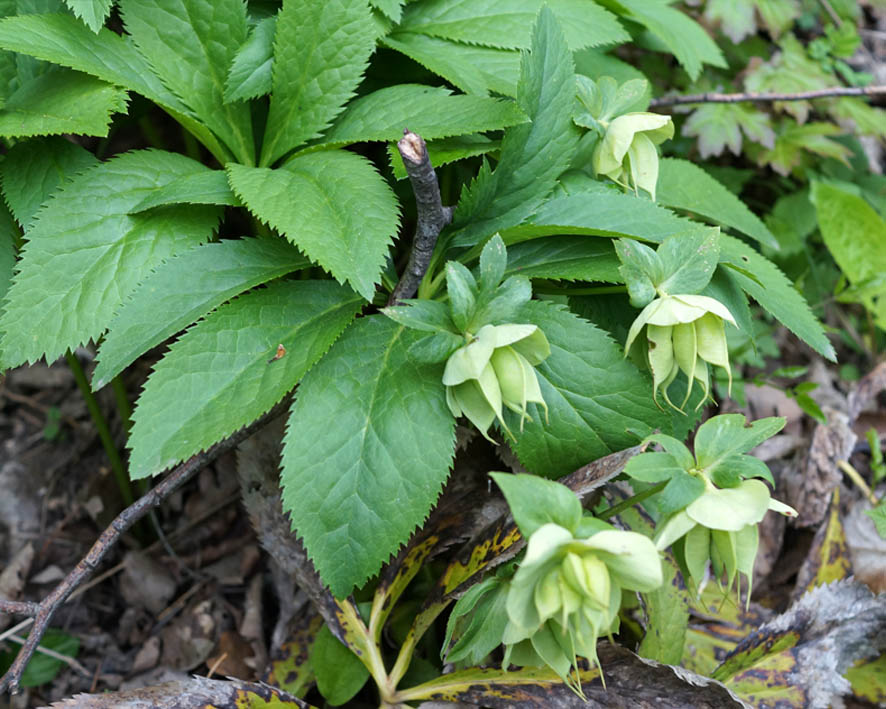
left=865, top=502, right=886, bottom=540
left=490, top=472, right=581, bottom=536
left=322, top=84, right=526, bottom=147
left=281, top=315, right=456, bottom=597
left=227, top=151, right=399, bottom=301
left=657, top=229, right=720, bottom=295
left=811, top=182, right=886, bottom=311
left=694, top=414, right=784, bottom=474
left=0, top=629, right=79, bottom=688
left=120, top=0, right=254, bottom=163
left=448, top=7, right=579, bottom=248
left=0, top=150, right=221, bottom=369
left=224, top=15, right=275, bottom=103
left=389, top=134, right=498, bottom=180
left=0, top=68, right=127, bottom=138
left=0, top=14, right=187, bottom=112
left=504, top=236, right=621, bottom=282
left=478, top=233, right=507, bottom=293
left=624, top=452, right=687, bottom=483
left=408, top=331, right=463, bottom=363
left=444, top=575, right=510, bottom=665
left=130, top=170, right=239, bottom=212
left=0, top=201, right=15, bottom=303
left=370, top=0, right=403, bottom=22
left=758, top=122, right=852, bottom=177
left=704, top=0, right=756, bottom=43
left=383, top=299, right=456, bottom=333
left=0, top=136, right=98, bottom=228
left=64, top=0, right=112, bottom=31
left=446, top=262, right=477, bottom=332
left=311, top=625, right=369, bottom=705
left=614, top=0, right=725, bottom=80
left=128, top=280, right=361, bottom=478
left=657, top=159, right=778, bottom=251
left=382, top=32, right=520, bottom=96
left=501, top=191, right=705, bottom=244
left=93, top=237, right=309, bottom=388
left=507, top=300, right=669, bottom=477
left=682, top=103, right=775, bottom=159
left=398, top=0, right=628, bottom=51
left=719, top=234, right=836, bottom=361
left=260, top=0, right=376, bottom=166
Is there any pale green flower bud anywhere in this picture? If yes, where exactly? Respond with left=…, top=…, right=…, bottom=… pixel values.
left=443, top=323, right=550, bottom=441
left=592, top=112, right=674, bottom=200
left=625, top=294, right=737, bottom=410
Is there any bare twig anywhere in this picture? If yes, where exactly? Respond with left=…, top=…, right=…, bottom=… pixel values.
left=5, top=634, right=90, bottom=676
left=387, top=130, right=453, bottom=306
left=0, top=400, right=288, bottom=695
left=650, top=85, right=886, bottom=108
left=0, top=601, right=38, bottom=617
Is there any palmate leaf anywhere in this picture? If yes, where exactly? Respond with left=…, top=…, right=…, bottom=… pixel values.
left=612, top=0, right=726, bottom=81
left=682, top=103, right=775, bottom=159
left=504, top=236, right=621, bottom=282
left=719, top=234, right=836, bottom=361
left=281, top=315, right=456, bottom=598
left=120, top=0, right=254, bottom=164
left=657, top=159, right=779, bottom=251
left=0, top=201, right=14, bottom=302
left=227, top=151, right=400, bottom=301
left=382, top=32, right=520, bottom=96
left=448, top=7, right=579, bottom=248
left=260, top=0, right=376, bottom=166
left=0, top=13, right=187, bottom=111
left=130, top=170, right=238, bottom=212
left=64, top=0, right=113, bottom=31
left=397, top=0, right=628, bottom=51
left=224, top=15, right=275, bottom=103
left=93, top=237, right=309, bottom=388
left=0, top=68, right=127, bottom=138
left=0, top=150, right=221, bottom=369
left=500, top=190, right=705, bottom=244
left=321, top=84, right=526, bottom=147
left=507, top=300, right=669, bottom=477
left=0, top=136, right=98, bottom=228
left=127, top=280, right=362, bottom=478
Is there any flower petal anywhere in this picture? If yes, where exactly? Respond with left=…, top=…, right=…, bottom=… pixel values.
left=686, top=479, right=771, bottom=531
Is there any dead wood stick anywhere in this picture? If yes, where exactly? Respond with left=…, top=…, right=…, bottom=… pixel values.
left=650, top=85, right=886, bottom=108
left=387, top=130, right=453, bottom=305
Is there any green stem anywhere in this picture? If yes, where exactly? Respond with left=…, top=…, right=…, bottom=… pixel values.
left=65, top=351, right=134, bottom=508
left=597, top=481, right=667, bottom=520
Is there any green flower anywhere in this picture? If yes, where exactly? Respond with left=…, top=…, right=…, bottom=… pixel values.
left=592, top=112, right=674, bottom=200
left=443, top=323, right=550, bottom=441
left=502, top=523, right=662, bottom=694
left=624, top=294, right=737, bottom=410
left=654, top=478, right=797, bottom=597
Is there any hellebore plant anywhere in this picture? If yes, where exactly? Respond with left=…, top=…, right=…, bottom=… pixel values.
left=624, top=294, right=736, bottom=410
left=624, top=415, right=797, bottom=598
left=385, top=235, right=552, bottom=441
left=444, top=474, right=663, bottom=697
left=592, top=113, right=674, bottom=200
left=573, top=76, right=674, bottom=200
left=443, top=323, right=550, bottom=441
left=615, top=231, right=740, bottom=410
left=502, top=521, right=662, bottom=695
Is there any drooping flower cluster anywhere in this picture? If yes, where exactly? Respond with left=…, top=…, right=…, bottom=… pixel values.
left=592, top=112, right=674, bottom=200
left=443, top=324, right=550, bottom=441
left=502, top=523, right=662, bottom=694
left=625, top=294, right=736, bottom=410
left=654, top=477, right=796, bottom=597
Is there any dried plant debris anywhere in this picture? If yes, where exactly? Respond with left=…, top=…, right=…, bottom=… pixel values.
left=39, top=676, right=313, bottom=708
left=410, top=643, right=748, bottom=708
left=712, top=579, right=886, bottom=708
